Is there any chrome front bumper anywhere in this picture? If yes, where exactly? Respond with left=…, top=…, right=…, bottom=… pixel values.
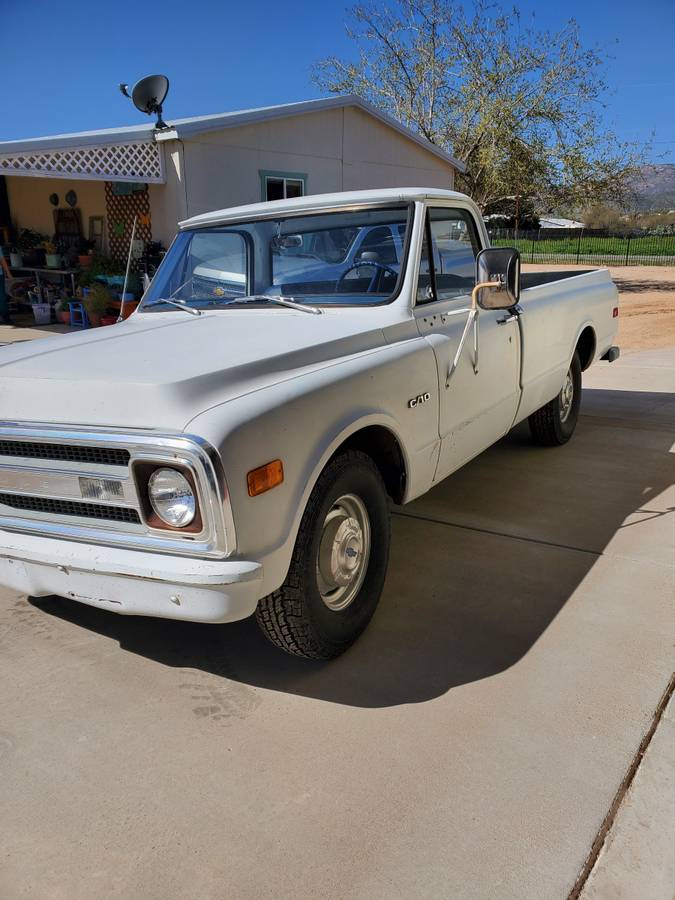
left=0, top=531, right=262, bottom=624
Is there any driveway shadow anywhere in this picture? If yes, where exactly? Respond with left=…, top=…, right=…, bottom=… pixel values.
left=29, top=388, right=675, bottom=708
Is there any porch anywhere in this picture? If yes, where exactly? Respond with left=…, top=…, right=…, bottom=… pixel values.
left=0, top=128, right=170, bottom=328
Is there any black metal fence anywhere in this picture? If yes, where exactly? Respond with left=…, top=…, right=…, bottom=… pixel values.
left=487, top=228, right=675, bottom=266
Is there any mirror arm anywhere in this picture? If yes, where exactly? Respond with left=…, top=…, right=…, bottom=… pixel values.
left=445, top=280, right=497, bottom=387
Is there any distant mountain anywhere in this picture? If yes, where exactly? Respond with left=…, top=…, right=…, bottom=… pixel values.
left=631, top=164, right=675, bottom=211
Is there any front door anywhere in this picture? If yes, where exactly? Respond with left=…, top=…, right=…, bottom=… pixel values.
left=415, top=206, right=521, bottom=480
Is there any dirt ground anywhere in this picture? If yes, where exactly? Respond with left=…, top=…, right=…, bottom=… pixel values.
left=524, top=264, right=675, bottom=352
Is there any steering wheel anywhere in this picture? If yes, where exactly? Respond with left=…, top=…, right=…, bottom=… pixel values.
left=337, top=260, right=399, bottom=293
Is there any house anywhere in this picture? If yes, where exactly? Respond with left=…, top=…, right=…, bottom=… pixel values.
left=0, top=95, right=464, bottom=257
left=538, top=217, right=585, bottom=229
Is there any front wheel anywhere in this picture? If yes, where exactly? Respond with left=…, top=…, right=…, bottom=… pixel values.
left=256, top=450, right=391, bottom=659
left=528, top=351, right=582, bottom=446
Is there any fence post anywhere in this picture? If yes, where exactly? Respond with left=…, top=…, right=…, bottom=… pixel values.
left=576, top=229, right=582, bottom=265
left=531, top=233, right=536, bottom=264
left=624, top=235, right=631, bottom=266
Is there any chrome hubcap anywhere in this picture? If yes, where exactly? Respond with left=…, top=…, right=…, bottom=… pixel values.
left=317, top=493, right=371, bottom=611
left=559, top=367, right=574, bottom=422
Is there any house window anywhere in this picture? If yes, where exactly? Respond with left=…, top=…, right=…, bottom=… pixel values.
left=260, top=170, right=306, bottom=202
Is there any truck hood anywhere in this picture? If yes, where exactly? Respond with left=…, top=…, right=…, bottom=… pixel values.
left=0, top=310, right=387, bottom=431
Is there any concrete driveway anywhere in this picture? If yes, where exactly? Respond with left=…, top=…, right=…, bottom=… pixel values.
left=1, top=349, right=674, bottom=899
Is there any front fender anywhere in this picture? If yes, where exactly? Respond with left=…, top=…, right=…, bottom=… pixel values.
left=188, top=339, right=439, bottom=595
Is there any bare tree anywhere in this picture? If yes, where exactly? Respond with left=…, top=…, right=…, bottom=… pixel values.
left=313, top=0, right=648, bottom=214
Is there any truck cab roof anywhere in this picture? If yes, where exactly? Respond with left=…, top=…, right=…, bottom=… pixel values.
left=180, top=187, right=473, bottom=230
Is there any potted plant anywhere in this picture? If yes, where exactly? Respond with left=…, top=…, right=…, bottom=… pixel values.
left=8, top=245, right=23, bottom=268
left=43, top=238, right=63, bottom=269
left=78, top=238, right=96, bottom=268
left=95, top=253, right=126, bottom=286
left=83, top=281, right=111, bottom=327
left=18, top=228, right=47, bottom=267
left=56, top=297, right=72, bottom=325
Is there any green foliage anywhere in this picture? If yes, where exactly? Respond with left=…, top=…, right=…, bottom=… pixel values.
left=77, top=268, right=96, bottom=288
left=77, top=252, right=125, bottom=287
left=17, top=228, right=47, bottom=250
left=314, top=0, right=649, bottom=213
left=582, top=204, right=626, bottom=230
left=491, top=234, right=675, bottom=263
left=89, top=252, right=125, bottom=276
left=84, top=282, right=112, bottom=316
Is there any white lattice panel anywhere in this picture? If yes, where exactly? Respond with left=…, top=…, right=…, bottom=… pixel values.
left=0, top=140, right=165, bottom=183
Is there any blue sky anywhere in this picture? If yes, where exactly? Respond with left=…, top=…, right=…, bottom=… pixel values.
left=1, top=0, right=672, bottom=162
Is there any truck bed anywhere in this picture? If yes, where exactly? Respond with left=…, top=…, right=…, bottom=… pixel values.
left=521, top=269, right=596, bottom=290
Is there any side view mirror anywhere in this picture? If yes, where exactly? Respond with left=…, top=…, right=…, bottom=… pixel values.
left=475, top=247, right=520, bottom=310
left=446, top=246, right=521, bottom=387
left=272, top=234, right=303, bottom=251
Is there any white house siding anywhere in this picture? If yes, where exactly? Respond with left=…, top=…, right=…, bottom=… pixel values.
left=147, top=144, right=188, bottom=249
left=148, top=107, right=456, bottom=246
left=341, top=107, right=455, bottom=192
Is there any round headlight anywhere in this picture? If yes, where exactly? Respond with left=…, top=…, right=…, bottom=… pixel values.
left=147, top=468, right=196, bottom=527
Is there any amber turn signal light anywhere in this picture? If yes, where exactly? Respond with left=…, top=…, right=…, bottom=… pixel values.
left=247, top=459, right=284, bottom=497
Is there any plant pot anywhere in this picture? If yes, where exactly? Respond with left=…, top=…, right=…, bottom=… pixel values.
left=119, top=300, right=139, bottom=320
left=56, top=309, right=71, bottom=325
left=9, top=252, right=23, bottom=268
left=78, top=255, right=93, bottom=268
left=87, top=312, right=102, bottom=327
left=32, top=303, right=52, bottom=325
left=46, top=253, right=63, bottom=268
left=23, top=248, right=46, bottom=267
left=100, top=315, right=118, bottom=327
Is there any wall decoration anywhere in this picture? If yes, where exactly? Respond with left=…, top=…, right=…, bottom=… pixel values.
left=52, top=207, right=82, bottom=252
left=65, top=190, right=78, bottom=207
left=104, top=181, right=152, bottom=262
left=49, top=193, right=59, bottom=206
left=88, top=215, right=105, bottom=253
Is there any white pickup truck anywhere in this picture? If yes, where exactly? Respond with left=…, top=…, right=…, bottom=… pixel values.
left=0, top=188, right=619, bottom=659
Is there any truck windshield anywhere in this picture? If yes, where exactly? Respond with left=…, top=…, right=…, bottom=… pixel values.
left=140, top=204, right=411, bottom=311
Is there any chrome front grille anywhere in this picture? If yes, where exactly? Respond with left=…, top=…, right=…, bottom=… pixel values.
left=0, top=492, right=141, bottom=523
left=0, top=423, right=234, bottom=558
left=0, top=440, right=130, bottom=467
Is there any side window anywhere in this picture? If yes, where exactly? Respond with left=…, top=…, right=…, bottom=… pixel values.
left=416, top=207, right=481, bottom=304
left=416, top=225, right=433, bottom=303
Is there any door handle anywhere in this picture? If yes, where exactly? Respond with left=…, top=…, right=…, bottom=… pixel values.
left=497, top=304, right=523, bottom=325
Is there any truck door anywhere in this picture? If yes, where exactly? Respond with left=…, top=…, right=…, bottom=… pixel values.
left=415, top=206, right=521, bottom=480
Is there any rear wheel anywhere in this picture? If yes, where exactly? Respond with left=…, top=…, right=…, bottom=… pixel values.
left=256, top=450, right=390, bottom=659
left=528, top=352, right=582, bottom=446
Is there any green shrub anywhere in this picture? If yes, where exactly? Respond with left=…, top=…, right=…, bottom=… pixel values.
left=84, top=282, right=111, bottom=316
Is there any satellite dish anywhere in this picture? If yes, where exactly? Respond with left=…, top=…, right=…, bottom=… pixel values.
left=119, top=75, right=170, bottom=129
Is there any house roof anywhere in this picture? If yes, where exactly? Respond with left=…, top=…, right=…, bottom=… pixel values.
left=539, top=217, right=585, bottom=229
left=0, top=95, right=465, bottom=173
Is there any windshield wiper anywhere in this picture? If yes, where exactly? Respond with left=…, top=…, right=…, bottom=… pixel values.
left=229, top=294, right=323, bottom=315
left=143, top=297, right=203, bottom=316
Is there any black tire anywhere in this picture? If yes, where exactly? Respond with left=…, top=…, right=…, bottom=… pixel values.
left=528, top=351, right=582, bottom=446
left=256, top=450, right=390, bottom=660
